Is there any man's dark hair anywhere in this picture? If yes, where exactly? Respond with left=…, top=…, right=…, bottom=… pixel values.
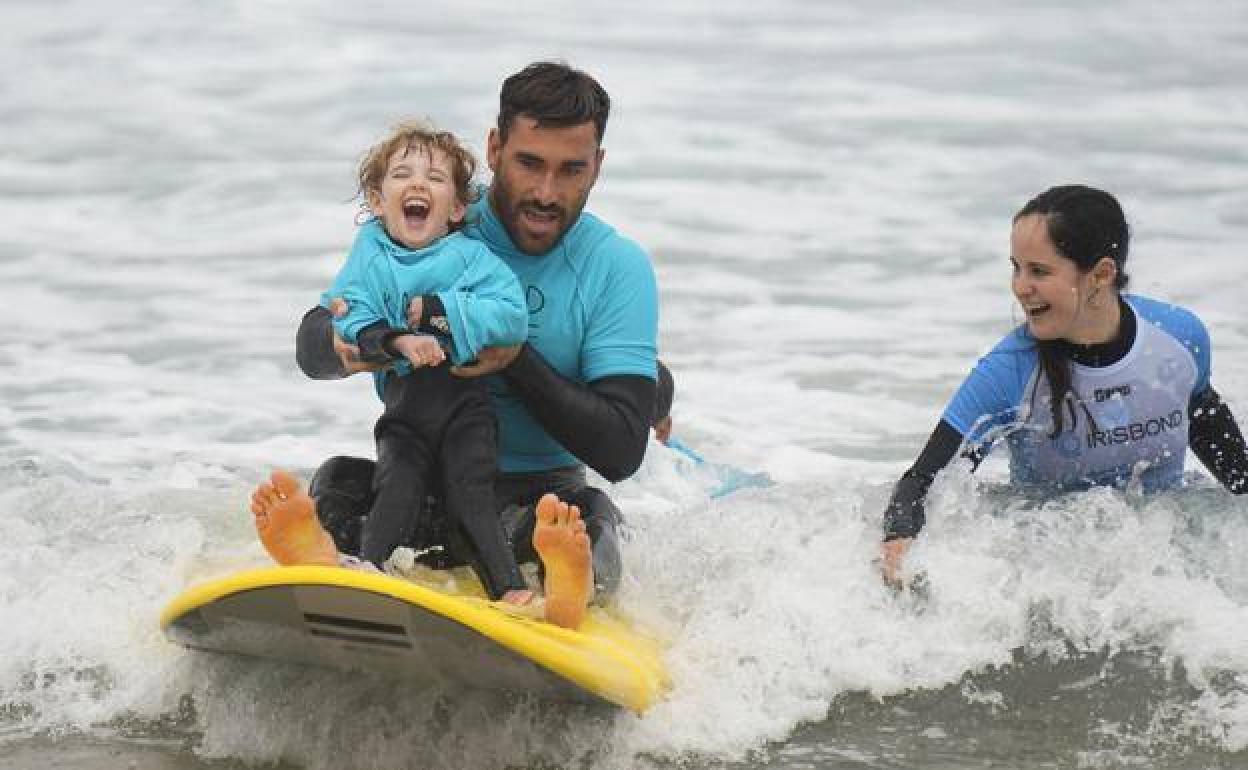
left=497, top=61, right=610, bottom=145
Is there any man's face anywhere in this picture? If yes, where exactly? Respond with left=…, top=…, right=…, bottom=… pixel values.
left=487, top=116, right=603, bottom=255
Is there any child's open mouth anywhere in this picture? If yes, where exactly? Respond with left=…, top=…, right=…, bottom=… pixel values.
left=402, top=199, right=430, bottom=227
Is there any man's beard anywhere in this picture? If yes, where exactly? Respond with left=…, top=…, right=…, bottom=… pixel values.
left=492, top=173, right=587, bottom=255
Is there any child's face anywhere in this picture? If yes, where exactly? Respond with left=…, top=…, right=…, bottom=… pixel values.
left=367, top=143, right=466, bottom=250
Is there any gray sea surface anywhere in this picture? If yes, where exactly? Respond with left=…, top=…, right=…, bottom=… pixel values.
left=3, top=1, right=1248, bottom=768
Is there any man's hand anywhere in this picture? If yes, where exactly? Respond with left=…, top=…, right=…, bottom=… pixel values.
left=328, top=298, right=382, bottom=375
left=391, top=333, right=446, bottom=369
left=879, top=537, right=913, bottom=590
left=451, top=344, right=523, bottom=378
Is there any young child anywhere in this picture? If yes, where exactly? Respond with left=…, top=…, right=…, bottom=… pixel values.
left=255, top=120, right=536, bottom=606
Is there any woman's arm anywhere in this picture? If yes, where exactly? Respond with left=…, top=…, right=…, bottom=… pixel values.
left=1188, top=385, right=1248, bottom=494
left=883, top=419, right=973, bottom=539
left=879, top=419, right=982, bottom=588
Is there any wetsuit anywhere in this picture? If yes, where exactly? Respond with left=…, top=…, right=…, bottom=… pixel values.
left=884, top=295, right=1248, bottom=540
left=324, top=220, right=528, bottom=599
left=298, top=192, right=659, bottom=598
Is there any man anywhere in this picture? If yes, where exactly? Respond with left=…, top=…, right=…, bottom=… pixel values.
left=291, top=61, right=659, bottom=624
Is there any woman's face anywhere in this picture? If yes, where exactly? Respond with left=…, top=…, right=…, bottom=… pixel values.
left=1010, top=213, right=1097, bottom=342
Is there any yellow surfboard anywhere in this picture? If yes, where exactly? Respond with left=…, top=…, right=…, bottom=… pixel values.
left=160, top=566, right=668, bottom=713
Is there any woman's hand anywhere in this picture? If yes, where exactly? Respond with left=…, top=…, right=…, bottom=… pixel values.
left=879, top=537, right=913, bottom=589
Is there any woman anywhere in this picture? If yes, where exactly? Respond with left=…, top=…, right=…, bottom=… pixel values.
left=880, top=185, right=1247, bottom=586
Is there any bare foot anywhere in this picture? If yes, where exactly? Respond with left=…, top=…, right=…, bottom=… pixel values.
left=532, top=493, right=592, bottom=630
left=251, top=470, right=339, bottom=567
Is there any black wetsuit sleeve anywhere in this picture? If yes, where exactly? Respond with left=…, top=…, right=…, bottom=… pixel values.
left=1188, top=385, right=1248, bottom=494
left=296, top=306, right=348, bottom=380
left=501, top=344, right=655, bottom=483
left=883, top=419, right=977, bottom=540
left=295, top=306, right=403, bottom=379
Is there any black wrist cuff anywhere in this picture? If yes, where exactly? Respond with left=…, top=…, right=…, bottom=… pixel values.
left=414, top=294, right=450, bottom=336
left=356, top=321, right=398, bottom=364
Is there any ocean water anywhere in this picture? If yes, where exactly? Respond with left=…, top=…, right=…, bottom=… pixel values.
left=3, top=1, right=1248, bottom=768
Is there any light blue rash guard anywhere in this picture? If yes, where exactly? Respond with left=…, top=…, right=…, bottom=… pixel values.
left=943, top=295, right=1211, bottom=492
left=460, top=193, right=659, bottom=473
left=323, top=219, right=527, bottom=384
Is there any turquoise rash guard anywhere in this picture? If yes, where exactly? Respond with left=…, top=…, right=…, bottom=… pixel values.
left=324, top=219, right=527, bottom=371
left=460, top=194, right=658, bottom=473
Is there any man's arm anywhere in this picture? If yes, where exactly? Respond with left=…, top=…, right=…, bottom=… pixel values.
left=501, top=344, right=655, bottom=483
left=295, top=305, right=387, bottom=379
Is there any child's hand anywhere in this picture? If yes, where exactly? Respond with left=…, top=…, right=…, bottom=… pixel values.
left=392, top=333, right=445, bottom=369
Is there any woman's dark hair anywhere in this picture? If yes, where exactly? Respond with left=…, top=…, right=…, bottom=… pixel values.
left=497, top=61, right=610, bottom=145
left=1014, top=185, right=1130, bottom=436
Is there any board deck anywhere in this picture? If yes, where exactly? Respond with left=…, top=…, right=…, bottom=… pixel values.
left=160, top=566, right=668, bottom=713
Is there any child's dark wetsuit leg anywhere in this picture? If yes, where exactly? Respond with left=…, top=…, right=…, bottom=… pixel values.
left=307, top=367, right=526, bottom=598
left=439, top=383, right=527, bottom=599
left=360, top=371, right=439, bottom=567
